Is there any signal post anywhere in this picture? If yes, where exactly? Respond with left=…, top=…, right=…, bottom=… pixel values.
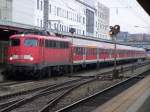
left=69, top=28, right=76, bottom=74
left=109, top=25, right=120, bottom=79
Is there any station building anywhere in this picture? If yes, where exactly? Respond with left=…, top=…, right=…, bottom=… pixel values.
left=0, top=0, right=110, bottom=63
left=0, top=0, right=109, bottom=39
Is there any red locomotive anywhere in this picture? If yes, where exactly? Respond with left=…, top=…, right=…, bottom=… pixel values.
left=5, top=32, right=146, bottom=79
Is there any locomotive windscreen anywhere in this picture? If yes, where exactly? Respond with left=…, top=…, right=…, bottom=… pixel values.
left=24, top=39, right=38, bottom=47
left=10, top=38, right=20, bottom=46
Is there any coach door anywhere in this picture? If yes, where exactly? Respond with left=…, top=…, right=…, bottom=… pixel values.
left=97, top=48, right=99, bottom=62
left=39, top=39, right=44, bottom=63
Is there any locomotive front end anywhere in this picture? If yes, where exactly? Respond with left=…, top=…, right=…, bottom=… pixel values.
left=6, top=34, right=41, bottom=79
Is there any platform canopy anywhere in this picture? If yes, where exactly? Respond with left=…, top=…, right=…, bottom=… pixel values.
left=137, top=0, right=150, bottom=15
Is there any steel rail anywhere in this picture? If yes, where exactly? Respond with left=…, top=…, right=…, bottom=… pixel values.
left=38, top=78, right=95, bottom=112
left=0, top=78, right=92, bottom=112
left=56, top=71, right=149, bottom=112
left=0, top=61, right=149, bottom=112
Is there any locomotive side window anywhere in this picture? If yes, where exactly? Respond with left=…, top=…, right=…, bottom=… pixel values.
left=45, top=40, right=57, bottom=48
left=24, top=39, right=38, bottom=47
left=10, top=39, right=20, bottom=46
left=60, top=42, right=69, bottom=48
left=45, top=39, right=69, bottom=49
left=75, top=47, right=83, bottom=55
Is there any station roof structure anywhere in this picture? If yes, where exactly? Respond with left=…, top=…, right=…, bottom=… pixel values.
left=0, top=20, right=41, bottom=32
left=137, top=0, right=150, bottom=15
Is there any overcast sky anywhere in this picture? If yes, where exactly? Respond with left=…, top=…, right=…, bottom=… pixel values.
left=99, top=0, right=150, bottom=34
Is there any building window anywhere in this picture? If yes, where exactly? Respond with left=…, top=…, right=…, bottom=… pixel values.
left=37, top=0, right=39, bottom=9
left=66, top=26, right=68, bottom=32
left=37, top=18, right=39, bottom=26
left=64, top=26, right=66, bottom=32
left=40, top=0, right=43, bottom=11
left=77, top=15, right=79, bottom=22
left=54, top=6, right=57, bottom=15
left=40, top=20, right=43, bottom=27
left=67, top=11, right=69, bottom=18
left=83, top=30, right=85, bottom=35
left=64, top=10, right=67, bottom=18
left=49, top=4, right=51, bottom=13
left=83, top=17, right=85, bottom=24
left=54, top=23, right=57, bottom=29
left=62, top=25, right=63, bottom=31
left=57, top=7, right=60, bottom=16
left=59, top=24, right=62, bottom=31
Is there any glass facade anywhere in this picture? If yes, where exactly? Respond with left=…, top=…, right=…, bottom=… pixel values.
left=86, top=9, right=94, bottom=34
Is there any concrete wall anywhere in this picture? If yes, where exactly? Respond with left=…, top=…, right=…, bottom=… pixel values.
left=0, top=0, right=12, bottom=20
left=48, top=0, right=86, bottom=36
left=12, top=0, right=36, bottom=26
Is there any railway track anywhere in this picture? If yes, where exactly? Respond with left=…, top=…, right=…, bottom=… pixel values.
left=55, top=71, right=149, bottom=112
left=0, top=77, right=95, bottom=112
left=0, top=61, right=149, bottom=112
left=0, top=61, right=147, bottom=100
left=0, top=80, right=33, bottom=87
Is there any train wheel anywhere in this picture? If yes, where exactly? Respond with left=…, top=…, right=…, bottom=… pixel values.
left=34, top=70, right=43, bottom=80
left=3, top=70, right=12, bottom=80
left=64, top=66, right=69, bottom=74
left=47, top=68, right=52, bottom=77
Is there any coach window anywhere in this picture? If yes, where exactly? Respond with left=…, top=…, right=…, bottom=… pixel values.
left=78, top=47, right=82, bottom=55
left=76, top=47, right=79, bottom=54
left=91, top=48, right=94, bottom=55
left=87, top=48, right=89, bottom=55
left=10, top=38, right=20, bottom=46
left=59, top=42, right=68, bottom=48
left=45, top=40, right=48, bottom=47
left=51, top=41, right=57, bottom=48
left=105, top=49, right=108, bottom=53
left=24, top=39, right=38, bottom=47
left=64, top=42, right=69, bottom=48
left=80, top=48, right=84, bottom=55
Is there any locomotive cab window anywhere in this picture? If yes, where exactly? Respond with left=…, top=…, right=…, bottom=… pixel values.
left=24, top=39, right=38, bottom=47
left=10, top=38, right=20, bottom=46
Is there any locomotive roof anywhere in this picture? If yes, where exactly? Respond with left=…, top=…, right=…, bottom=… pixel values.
left=10, top=34, right=145, bottom=52
left=10, top=34, right=70, bottom=42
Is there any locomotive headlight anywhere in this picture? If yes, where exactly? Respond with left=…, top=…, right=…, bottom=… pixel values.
left=9, top=57, right=13, bottom=61
left=30, top=57, right=34, bottom=61
left=9, top=55, right=18, bottom=60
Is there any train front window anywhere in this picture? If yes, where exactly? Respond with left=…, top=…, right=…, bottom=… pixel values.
left=24, top=39, right=38, bottom=47
left=10, top=39, right=20, bottom=46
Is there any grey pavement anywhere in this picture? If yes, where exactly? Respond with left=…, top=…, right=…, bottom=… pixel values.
left=137, top=94, right=150, bottom=112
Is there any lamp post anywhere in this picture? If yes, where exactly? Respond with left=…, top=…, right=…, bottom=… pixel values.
left=109, top=25, right=120, bottom=79
left=69, top=27, right=76, bottom=74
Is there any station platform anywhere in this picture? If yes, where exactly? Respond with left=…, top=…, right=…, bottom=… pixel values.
left=93, top=75, right=150, bottom=112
